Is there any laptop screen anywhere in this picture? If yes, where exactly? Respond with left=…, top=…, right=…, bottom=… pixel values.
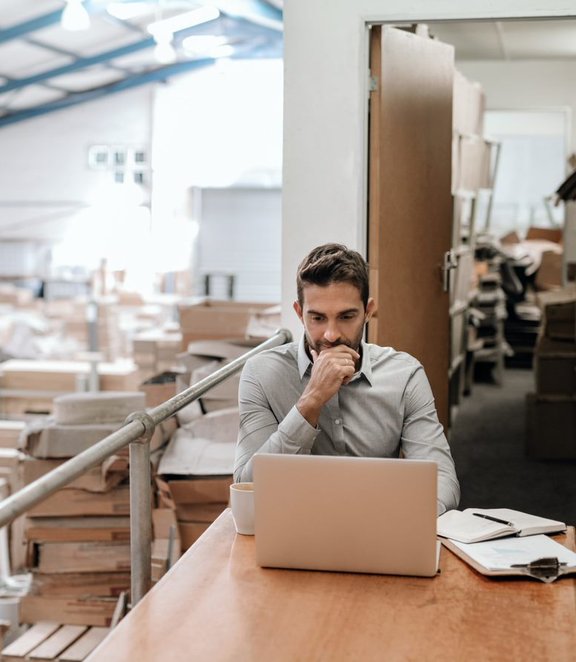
left=253, top=454, right=438, bottom=577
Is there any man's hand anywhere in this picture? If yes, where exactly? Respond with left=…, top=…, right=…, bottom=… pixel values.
left=296, top=344, right=360, bottom=427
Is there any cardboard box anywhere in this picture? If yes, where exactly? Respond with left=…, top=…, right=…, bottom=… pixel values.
left=28, top=486, right=131, bottom=517
left=0, top=420, right=25, bottom=449
left=536, top=250, right=564, bottom=291
left=173, top=502, right=227, bottom=524
left=157, top=417, right=237, bottom=476
left=32, top=571, right=130, bottom=598
left=245, top=304, right=282, bottom=339
left=534, top=336, right=576, bottom=396
left=0, top=394, right=54, bottom=417
left=21, top=456, right=128, bottom=493
left=0, top=359, right=139, bottom=392
left=20, top=595, right=117, bottom=627
left=23, top=419, right=168, bottom=459
left=526, top=393, right=576, bottom=459
left=178, top=521, right=211, bottom=551
left=25, top=516, right=131, bottom=543
left=35, top=541, right=131, bottom=573
left=537, top=288, right=576, bottom=342
left=156, top=476, right=232, bottom=508
left=526, top=226, right=563, bottom=243
left=178, top=300, right=272, bottom=348
left=24, top=423, right=125, bottom=459
left=151, top=509, right=181, bottom=581
left=140, top=370, right=182, bottom=408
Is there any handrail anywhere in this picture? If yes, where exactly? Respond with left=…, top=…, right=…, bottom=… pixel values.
left=0, top=327, right=292, bottom=605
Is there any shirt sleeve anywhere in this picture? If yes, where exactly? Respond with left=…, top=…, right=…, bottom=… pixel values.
left=400, top=364, right=461, bottom=515
left=233, top=359, right=319, bottom=482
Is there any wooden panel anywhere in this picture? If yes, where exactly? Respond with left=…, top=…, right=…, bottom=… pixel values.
left=1, top=622, right=60, bottom=659
left=369, top=26, right=454, bottom=428
left=87, top=512, right=576, bottom=662
left=29, top=625, right=87, bottom=660
left=59, top=627, right=110, bottom=662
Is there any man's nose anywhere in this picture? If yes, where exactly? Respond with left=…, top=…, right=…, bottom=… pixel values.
left=323, top=322, right=341, bottom=343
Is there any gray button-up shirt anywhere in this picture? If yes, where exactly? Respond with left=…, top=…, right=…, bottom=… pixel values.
left=234, top=336, right=460, bottom=514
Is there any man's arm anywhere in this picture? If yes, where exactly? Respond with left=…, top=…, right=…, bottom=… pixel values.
left=234, top=359, right=318, bottom=482
left=296, top=345, right=359, bottom=426
left=234, top=345, right=359, bottom=482
left=400, top=366, right=461, bottom=515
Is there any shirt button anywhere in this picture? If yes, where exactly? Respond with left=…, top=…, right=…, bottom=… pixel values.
left=334, top=419, right=341, bottom=425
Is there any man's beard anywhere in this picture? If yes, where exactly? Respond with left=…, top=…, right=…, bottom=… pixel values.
left=304, top=328, right=364, bottom=357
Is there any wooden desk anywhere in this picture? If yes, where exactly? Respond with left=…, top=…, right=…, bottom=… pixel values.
left=88, top=512, right=576, bottom=661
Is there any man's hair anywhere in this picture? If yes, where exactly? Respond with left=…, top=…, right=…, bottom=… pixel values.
left=296, top=243, right=369, bottom=307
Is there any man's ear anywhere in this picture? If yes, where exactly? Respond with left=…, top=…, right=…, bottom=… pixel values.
left=293, top=300, right=303, bottom=322
left=365, top=297, right=376, bottom=322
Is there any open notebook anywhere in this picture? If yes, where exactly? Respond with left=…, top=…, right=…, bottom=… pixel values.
left=253, top=454, right=439, bottom=577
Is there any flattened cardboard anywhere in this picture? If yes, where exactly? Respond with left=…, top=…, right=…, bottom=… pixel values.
left=157, top=428, right=235, bottom=476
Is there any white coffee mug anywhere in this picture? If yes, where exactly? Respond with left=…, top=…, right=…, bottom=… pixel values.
left=230, top=482, right=255, bottom=535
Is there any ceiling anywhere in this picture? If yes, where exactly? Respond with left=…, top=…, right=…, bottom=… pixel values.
left=1, top=5, right=576, bottom=130
left=0, top=0, right=283, bottom=129
left=429, top=19, right=576, bottom=61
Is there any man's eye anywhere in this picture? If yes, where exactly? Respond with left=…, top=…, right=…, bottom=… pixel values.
left=340, top=314, right=356, bottom=321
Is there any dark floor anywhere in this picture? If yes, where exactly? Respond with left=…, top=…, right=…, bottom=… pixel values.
left=449, top=367, right=576, bottom=525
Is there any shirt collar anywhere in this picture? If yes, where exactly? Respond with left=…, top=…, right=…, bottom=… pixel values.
left=297, top=335, right=374, bottom=386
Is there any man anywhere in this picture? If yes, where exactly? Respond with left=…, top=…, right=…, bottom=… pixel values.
left=234, top=243, right=460, bottom=514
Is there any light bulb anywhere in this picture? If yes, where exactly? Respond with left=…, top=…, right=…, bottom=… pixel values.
left=61, top=0, right=91, bottom=31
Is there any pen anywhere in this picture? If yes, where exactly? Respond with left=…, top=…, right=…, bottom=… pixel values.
left=472, top=513, right=514, bottom=527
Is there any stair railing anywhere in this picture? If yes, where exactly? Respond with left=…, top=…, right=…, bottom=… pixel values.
left=0, top=328, right=292, bottom=607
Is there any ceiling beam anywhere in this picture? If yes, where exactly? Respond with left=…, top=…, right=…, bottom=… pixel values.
left=0, top=35, right=159, bottom=95
left=0, top=10, right=63, bottom=44
left=0, top=14, right=281, bottom=96
left=0, top=2, right=104, bottom=45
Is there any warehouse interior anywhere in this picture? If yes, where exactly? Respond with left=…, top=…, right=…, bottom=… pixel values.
left=0, top=0, right=575, bottom=656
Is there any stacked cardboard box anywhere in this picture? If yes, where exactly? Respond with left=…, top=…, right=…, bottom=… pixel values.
left=0, top=358, right=140, bottom=416
left=132, top=328, right=183, bottom=377
left=177, top=299, right=273, bottom=350
left=0, top=284, right=34, bottom=307
left=526, top=288, right=576, bottom=459
left=0, top=420, right=25, bottom=449
left=40, top=299, right=125, bottom=362
left=155, top=408, right=237, bottom=551
left=151, top=508, right=181, bottom=582
left=175, top=340, right=258, bottom=423
left=18, top=392, right=146, bottom=627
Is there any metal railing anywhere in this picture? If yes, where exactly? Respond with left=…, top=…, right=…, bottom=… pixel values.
left=0, top=328, right=292, bottom=606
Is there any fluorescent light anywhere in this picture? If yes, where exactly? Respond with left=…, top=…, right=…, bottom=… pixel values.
left=153, top=33, right=177, bottom=65
left=61, top=0, right=90, bottom=31
left=181, top=35, right=228, bottom=55
left=106, top=2, right=153, bottom=21
left=147, top=6, right=220, bottom=39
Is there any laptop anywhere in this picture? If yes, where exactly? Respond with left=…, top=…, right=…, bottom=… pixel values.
left=253, top=454, right=439, bottom=577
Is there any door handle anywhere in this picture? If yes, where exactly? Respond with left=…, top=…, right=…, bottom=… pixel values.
left=441, top=249, right=458, bottom=292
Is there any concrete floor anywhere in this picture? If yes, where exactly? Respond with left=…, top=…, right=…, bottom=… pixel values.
left=449, top=367, right=576, bottom=524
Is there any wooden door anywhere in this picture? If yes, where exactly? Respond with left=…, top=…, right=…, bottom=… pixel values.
left=368, top=26, right=454, bottom=429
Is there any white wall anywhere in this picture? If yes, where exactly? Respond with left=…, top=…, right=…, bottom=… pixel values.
left=0, top=87, right=153, bottom=245
left=150, top=59, right=283, bottom=299
left=460, top=60, right=576, bottom=147
left=282, top=0, right=576, bottom=337
left=197, top=187, right=281, bottom=303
